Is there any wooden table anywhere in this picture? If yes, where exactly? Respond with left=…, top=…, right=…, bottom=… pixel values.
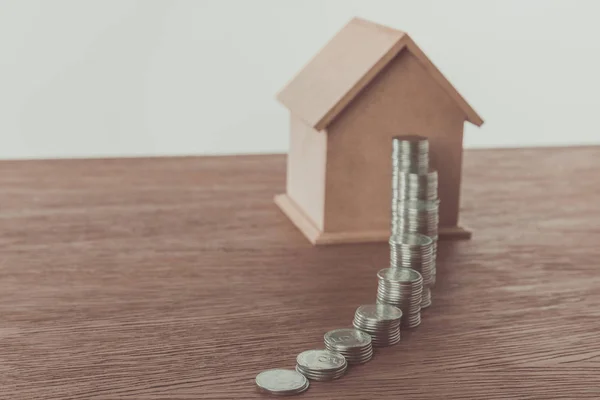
left=2, top=147, right=599, bottom=399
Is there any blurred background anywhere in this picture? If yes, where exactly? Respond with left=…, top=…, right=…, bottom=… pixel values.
left=1, top=0, right=599, bottom=160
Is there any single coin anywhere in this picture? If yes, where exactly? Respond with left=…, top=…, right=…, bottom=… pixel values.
left=341, top=349, right=374, bottom=358
left=354, top=325, right=400, bottom=332
left=324, top=328, right=372, bottom=349
left=295, top=365, right=346, bottom=381
left=353, top=319, right=400, bottom=329
left=377, top=267, right=422, bottom=283
left=393, top=134, right=428, bottom=142
left=354, top=314, right=401, bottom=325
left=326, top=345, right=374, bottom=356
left=340, top=351, right=374, bottom=361
left=372, top=338, right=401, bottom=347
left=255, top=369, right=309, bottom=396
left=389, top=232, right=433, bottom=246
left=356, top=304, right=402, bottom=322
left=396, top=199, right=440, bottom=211
left=296, top=349, right=346, bottom=372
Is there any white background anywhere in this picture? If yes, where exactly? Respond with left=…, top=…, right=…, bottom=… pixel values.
left=1, top=0, right=599, bottom=159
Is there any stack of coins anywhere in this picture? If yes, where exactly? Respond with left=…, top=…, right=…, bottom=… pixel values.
left=391, top=135, right=429, bottom=174
left=376, top=268, right=423, bottom=328
left=394, top=200, right=439, bottom=238
left=394, top=169, right=438, bottom=202
left=390, top=134, right=440, bottom=309
left=324, top=328, right=373, bottom=364
left=255, top=369, right=309, bottom=395
left=352, top=304, right=403, bottom=347
left=394, top=199, right=440, bottom=293
left=391, top=136, right=429, bottom=235
left=295, top=350, right=347, bottom=381
left=389, top=233, right=435, bottom=308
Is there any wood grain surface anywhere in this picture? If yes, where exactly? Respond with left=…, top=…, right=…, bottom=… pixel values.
left=1, top=147, right=599, bottom=399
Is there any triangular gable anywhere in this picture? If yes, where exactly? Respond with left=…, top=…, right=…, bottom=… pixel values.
left=277, top=17, right=483, bottom=131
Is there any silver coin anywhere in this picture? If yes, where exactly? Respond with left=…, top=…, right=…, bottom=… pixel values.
left=403, top=313, right=422, bottom=328
left=372, top=338, right=401, bottom=347
left=421, top=287, right=432, bottom=308
left=354, top=316, right=401, bottom=326
left=371, top=329, right=401, bottom=338
left=353, top=320, right=400, bottom=329
left=378, top=267, right=423, bottom=284
left=376, top=295, right=422, bottom=305
left=389, top=232, right=432, bottom=247
left=295, top=365, right=347, bottom=376
left=371, top=335, right=401, bottom=342
left=353, top=328, right=398, bottom=337
left=371, top=331, right=401, bottom=340
left=353, top=323, right=400, bottom=333
left=377, top=286, right=423, bottom=293
left=295, top=365, right=346, bottom=381
left=324, top=347, right=373, bottom=363
left=396, top=199, right=440, bottom=211
left=326, top=346, right=374, bottom=356
left=355, top=304, right=403, bottom=322
left=338, top=349, right=374, bottom=358
left=325, top=348, right=373, bottom=358
left=256, top=369, right=309, bottom=395
left=372, top=334, right=401, bottom=344
left=324, top=328, right=372, bottom=349
left=344, top=353, right=374, bottom=361
left=339, top=355, right=372, bottom=364
left=296, top=349, right=347, bottom=372
left=391, top=135, right=430, bottom=174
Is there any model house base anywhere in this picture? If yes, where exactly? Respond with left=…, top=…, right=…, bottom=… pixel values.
left=275, top=194, right=471, bottom=245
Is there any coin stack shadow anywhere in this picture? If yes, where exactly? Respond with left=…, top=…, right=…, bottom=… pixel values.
left=376, top=267, right=423, bottom=328
left=352, top=304, right=403, bottom=347
left=390, top=135, right=440, bottom=309
left=324, top=328, right=373, bottom=364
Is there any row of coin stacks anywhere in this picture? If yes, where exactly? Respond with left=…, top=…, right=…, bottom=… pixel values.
left=255, top=135, right=441, bottom=396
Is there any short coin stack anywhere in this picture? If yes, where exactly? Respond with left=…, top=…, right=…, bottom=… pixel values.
left=389, top=232, right=436, bottom=308
left=255, top=369, right=309, bottom=396
left=352, top=304, right=403, bottom=346
left=376, top=267, right=423, bottom=328
left=390, top=135, right=440, bottom=308
left=295, top=350, right=347, bottom=381
left=324, top=328, right=373, bottom=364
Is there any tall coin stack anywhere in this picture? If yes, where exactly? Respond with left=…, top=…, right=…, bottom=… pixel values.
left=389, top=233, right=435, bottom=307
left=376, top=267, right=423, bottom=328
left=393, top=200, right=439, bottom=305
left=390, top=135, right=440, bottom=308
left=352, top=304, right=403, bottom=347
left=390, top=135, right=431, bottom=237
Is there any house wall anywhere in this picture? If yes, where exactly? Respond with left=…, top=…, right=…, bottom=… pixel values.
left=286, top=115, right=327, bottom=230
left=324, top=50, right=466, bottom=233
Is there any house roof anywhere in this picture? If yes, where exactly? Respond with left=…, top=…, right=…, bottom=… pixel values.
left=276, top=17, right=484, bottom=131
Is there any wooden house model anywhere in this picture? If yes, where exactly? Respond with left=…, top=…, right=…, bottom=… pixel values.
left=274, top=17, right=483, bottom=245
